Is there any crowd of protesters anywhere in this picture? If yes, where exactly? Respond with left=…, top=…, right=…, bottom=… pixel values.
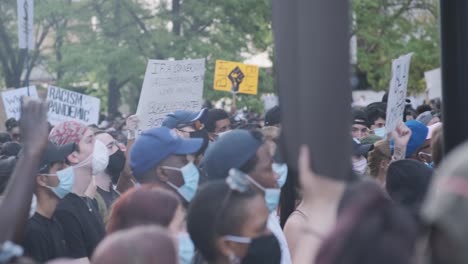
left=0, top=93, right=466, bottom=264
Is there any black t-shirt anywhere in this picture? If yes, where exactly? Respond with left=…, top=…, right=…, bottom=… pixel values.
left=96, top=187, right=119, bottom=209
left=54, top=193, right=105, bottom=258
left=22, top=213, right=68, bottom=262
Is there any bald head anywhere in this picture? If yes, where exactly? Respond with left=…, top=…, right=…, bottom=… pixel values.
left=92, top=226, right=177, bottom=264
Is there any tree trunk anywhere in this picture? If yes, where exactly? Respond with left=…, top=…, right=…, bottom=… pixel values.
left=108, top=77, right=120, bottom=115
left=172, top=0, right=181, bottom=36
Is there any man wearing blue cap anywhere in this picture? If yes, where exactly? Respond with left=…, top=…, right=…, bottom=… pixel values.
left=130, top=127, right=203, bottom=203
left=162, top=109, right=208, bottom=139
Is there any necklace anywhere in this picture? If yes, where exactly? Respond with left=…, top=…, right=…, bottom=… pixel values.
left=80, top=196, right=93, bottom=212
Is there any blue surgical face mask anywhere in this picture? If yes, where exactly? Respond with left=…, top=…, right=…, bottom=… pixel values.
left=163, top=162, right=200, bottom=202
left=41, top=166, right=75, bottom=199
left=178, top=233, right=195, bottom=264
left=272, top=163, right=288, bottom=188
left=373, top=127, right=386, bottom=138
left=247, top=176, right=281, bottom=213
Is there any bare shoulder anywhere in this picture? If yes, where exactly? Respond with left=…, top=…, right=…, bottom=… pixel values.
left=284, top=212, right=307, bottom=238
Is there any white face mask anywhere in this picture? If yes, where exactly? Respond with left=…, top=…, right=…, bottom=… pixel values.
left=353, top=157, right=368, bottom=175
left=77, top=140, right=110, bottom=174
left=92, top=140, right=109, bottom=175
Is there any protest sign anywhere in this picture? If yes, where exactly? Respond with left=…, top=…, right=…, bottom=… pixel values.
left=17, top=0, right=34, bottom=50
left=385, top=53, right=413, bottom=133
left=136, top=59, right=206, bottom=130
left=261, top=94, right=278, bottom=111
left=213, top=60, right=259, bottom=95
left=47, top=86, right=100, bottom=125
left=1, top=86, right=38, bottom=120
left=425, top=68, right=442, bottom=100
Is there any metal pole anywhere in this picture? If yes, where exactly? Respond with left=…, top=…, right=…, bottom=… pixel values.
left=439, top=0, right=468, bottom=154
left=272, top=0, right=352, bottom=180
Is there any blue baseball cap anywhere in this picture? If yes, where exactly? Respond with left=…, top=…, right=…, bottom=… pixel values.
left=162, top=108, right=208, bottom=129
left=130, top=127, right=203, bottom=178
left=202, top=130, right=263, bottom=181
left=405, top=120, right=429, bottom=158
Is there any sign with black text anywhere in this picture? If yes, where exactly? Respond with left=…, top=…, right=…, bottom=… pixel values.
left=1, top=86, right=38, bottom=120
left=47, top=86, right=100, bottom=125
left=136, top=59, right=205, bottom=131
left=386, top=53, right=413, bottom=133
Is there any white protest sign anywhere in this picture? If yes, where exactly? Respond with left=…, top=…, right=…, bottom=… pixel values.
left=385, top=53, right=413, bottom=133
left=17, top=0, right=34, bottom=50
left=1, top=86, right=38, bottom=120
left=261, top=94, right=278, bottom=111
left=424, top=68, right=442, bottom=100
left=47, top=86, right=100, bottom=125
left=136, top=59, right=206, bottom=130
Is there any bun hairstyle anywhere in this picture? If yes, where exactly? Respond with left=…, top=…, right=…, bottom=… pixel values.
left=5, top=118, right=19, bottom=132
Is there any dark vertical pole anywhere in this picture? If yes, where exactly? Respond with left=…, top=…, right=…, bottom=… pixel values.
left=272, top=1, right=352, bottom=180
left=439, top=0, right=468, bottom=154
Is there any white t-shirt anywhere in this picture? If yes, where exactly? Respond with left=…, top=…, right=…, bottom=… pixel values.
left=268, top=213, right=292, bottom=264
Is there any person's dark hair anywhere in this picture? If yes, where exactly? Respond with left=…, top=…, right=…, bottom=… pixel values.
left=316, top=182, right=418, bottom=264
left=382, top=92, right=389, bottom=103
left=107, top=185, right=181, bottom=234
left=5, top=118, right=19, bottom=133
left=187, top=181, right=259, bottom=262
left=0, top=132, right=11, bottom=144
left=416, top=104, right=433, bottom=116
left=279, top=166, right=299, bottom=228
left=205, top=109, right=230, bottom=133
left=0, top=156, right=17, bottom=194
left=0, top=142, right=22, bottom=157
left=404, top=106, right=417, bottom=121
left=365, top=107, right=386, bottom=127
left=386, top=160, right=433, bottom=213
left=237, top=123, right=262, bottom=131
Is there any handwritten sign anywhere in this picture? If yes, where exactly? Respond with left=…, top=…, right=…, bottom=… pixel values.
left=385, top=53, right=413, bottom=133
left=213, top=60, right=259, bottom=95
left=1, top=86, right=38, bottom=120
left=47, top=86, right=100, bottom=125
left=17, top=0, right=34, bottom=50
left=136, top=59, right=206, bottom=131
left=425, top=68, right=442, bottom=100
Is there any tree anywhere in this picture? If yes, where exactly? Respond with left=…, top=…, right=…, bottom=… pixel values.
left=0, top=0, right=54, bottom=88
left=352, top=0, right=440, bottom=93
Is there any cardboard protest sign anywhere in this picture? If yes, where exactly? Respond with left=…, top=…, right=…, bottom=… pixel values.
left=385, top=53, right=413, bottom=133
left=17, top=0, right=34, bottom=50
left=47, top=86, right=100, bottom=125
left=213, top=60, right=259, bottom=95
left=1, top=86, right=38, bottom=120
left=425, top=68, right=442, bottom=100
left=136, top=59, right=206, bottom=131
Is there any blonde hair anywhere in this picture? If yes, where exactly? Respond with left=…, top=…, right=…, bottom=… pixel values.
left=367, top=140, right=391, bottom=178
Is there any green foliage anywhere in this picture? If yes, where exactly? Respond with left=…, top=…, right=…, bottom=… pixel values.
left=353, top=0, right=440, bottom=93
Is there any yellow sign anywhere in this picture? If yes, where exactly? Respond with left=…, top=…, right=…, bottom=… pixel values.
left=213, top=60, right=259, bottom=95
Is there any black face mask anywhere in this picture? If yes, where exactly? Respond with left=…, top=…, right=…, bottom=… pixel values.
left=241, top=234, right=281, bottom=264
left=106, top=149, right=126, bottom=184
left=189, top=129, right=209, bottom=156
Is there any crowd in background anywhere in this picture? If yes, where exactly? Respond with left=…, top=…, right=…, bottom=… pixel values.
left=0, top=92, right=466, bottom=264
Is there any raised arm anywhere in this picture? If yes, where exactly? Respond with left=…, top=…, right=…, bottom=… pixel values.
left=0, top=99, right=49, bottom=244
